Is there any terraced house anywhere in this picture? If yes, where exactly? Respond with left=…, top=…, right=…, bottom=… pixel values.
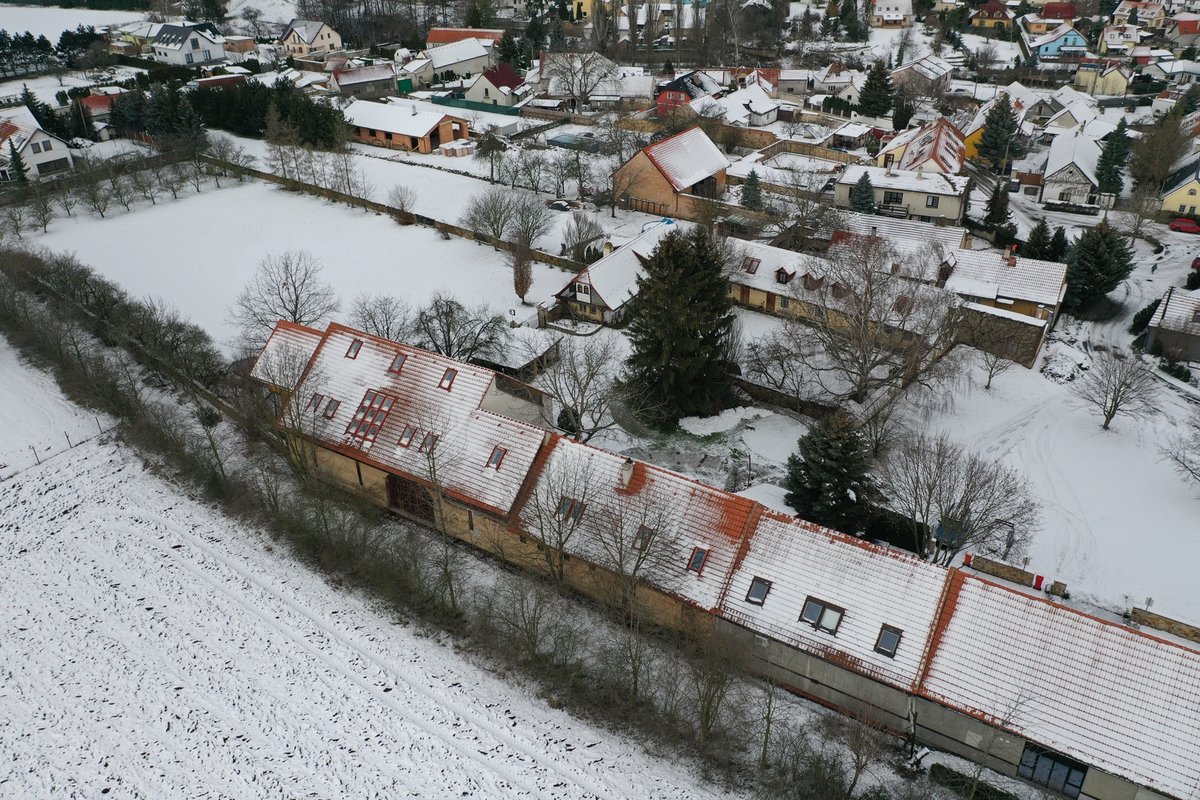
left=252, top=320, right=1200, bottom=800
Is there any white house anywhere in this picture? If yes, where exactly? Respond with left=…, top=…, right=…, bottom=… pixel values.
left=424, top=37, right=493, bottom=81
left=0, top=105, right=73, bottom=181
left=278, top=19, right=342, bottom=57
left=150, top=22, right=226, bottom=66
left=870, top=0, right=914, bottom=26
left=690, top=83, right=779, bottom=127
left=1040, top=131, right=1107, bottom=207
left=463, top=62, right=529, bottom=107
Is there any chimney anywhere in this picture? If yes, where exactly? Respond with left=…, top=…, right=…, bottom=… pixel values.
left=1006, top=243, right=1018, bottom=267
left=619, top=458, right=635, bottom=489
left=411, top=104, right=417, bottom=115
left=917, top=166, right=925, bottom=179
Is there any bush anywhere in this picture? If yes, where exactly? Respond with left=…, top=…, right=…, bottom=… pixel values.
left=1160, top=358, right=1193, bottom=383
left=1186, top=271, right=1200, bottom=291
left=1130, top=297, right=1162, bottom=334
left=929, top=763, right=1020, bottom=800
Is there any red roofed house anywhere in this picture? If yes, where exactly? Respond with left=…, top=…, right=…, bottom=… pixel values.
left=1166, top=11, right=1200, bottom=52
left=971, top=0, right=1014, bottom=29
left=463, top=62, right=528, bottom=107
left=876, top=116, right=966, bottom=174
left=425, top=27, right=505, bottom=48
left=610, top=126, right=730, bottom=221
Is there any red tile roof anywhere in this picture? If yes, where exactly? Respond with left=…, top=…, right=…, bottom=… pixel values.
left=426, top=27, right=505, bottom=45
left=480, top=62, right=523, bottom=91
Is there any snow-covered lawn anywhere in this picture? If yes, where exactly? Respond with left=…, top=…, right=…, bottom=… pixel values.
left=0, top=66, right=146, bottom=105
left=0, top=5, right=146, bottom=40
left=32, top=180, right=576, bottom=349
left=0, top=348, right=742, bottom=799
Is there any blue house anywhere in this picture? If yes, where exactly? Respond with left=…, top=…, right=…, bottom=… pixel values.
left=1025, top=23, right=1088, bottom=60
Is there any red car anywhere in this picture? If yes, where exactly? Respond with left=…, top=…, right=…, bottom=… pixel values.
left=1170, top=218, right=1200, bottom=233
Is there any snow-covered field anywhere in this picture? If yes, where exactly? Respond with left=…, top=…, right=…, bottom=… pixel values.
left=0, top=5, right=146, bottom=39
left=0, top=66, right=146, bottom=106
left=32, top=180, right=575, bottom=349
left=0, top=346, right=743, bottom=799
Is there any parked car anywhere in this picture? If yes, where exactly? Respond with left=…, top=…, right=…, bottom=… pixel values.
left=1169, top=218, right=1200, bottom=233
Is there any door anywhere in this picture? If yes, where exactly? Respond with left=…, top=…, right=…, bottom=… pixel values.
left=739, top=286, right=750, bottom=304
left=766, top=293, right=776, bottom=312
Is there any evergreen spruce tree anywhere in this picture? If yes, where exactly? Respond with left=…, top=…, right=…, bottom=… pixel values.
left=1022, top=218, right=1051, bottom=259
left=742, top=169, right=763, bottom=210
left=497, top=30, right=523, bottom=66
left=977, top=93, right=1025, bottom=171
left=7, top=140, right=28, bottom=184
left=624, top=226, right=735, bottom=427
left=857, top=60, right=894, bottom=119
left=1109, top=117, right=1131, bottom=162
left=175, top=97, right=209, bottom=154
left=838, top=0, right=860, bottom=38
left=892, top=90, right=915, bottom=131
left=1095, top=131, right=1126, bottom=197
left=20, top=85, right=68, bottom=139
left=849, top=171, right=875, bottom=213
left=1064, top=221, right=1133, bottom=309
left=784, top=417, right=874, bottom=533
left=1048, top=226, right=1069, bottom=261
left=983, top=181, right=1010, bottom=227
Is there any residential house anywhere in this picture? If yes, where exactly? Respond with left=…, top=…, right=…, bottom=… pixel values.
left=329, top=63, right=396, bottom=99
left=1165, top=11, right=1200, bottom=53
left=343, top=99, right=469, bottom=153
left=252, top=320, right=1200, bottom=800
left=424, top=36, right=492, bottom=81
left=279, top=19, right=342, bottom=58
left=1020, top=1, right=1076, bottom=34
left=1043, top=98, right=1100, bottom=132
left=971, top=0, right=1015, bottom=29
left=0, top=105, right=73, bottom=181
left=463, top=62, right=529, bottom=107
left=1146, top=287, right=1200, bottom=360
left=1159, top=152, right=1200, bottom=214
left=424, top=27, right=506, bottom=48
left=111, top=21, right=163, bottom=56
left=77, top=87, right=127, bottom=141
left=555, top=219, right=688, bottom=323
left=877, top=117, right=966, bottom=174
left=537, top=54, right=654, bottom=109
left=690, top=83, right=779, bottom=127
left=960, top=92, right=1035, bottom=159
left=1098, top=23, right=1142, bottom=54
left=1144, top=58, right=1200, bottom=84
left=833, top=164, right=971, bottom=224
left=808, top=211, right=972, bottom=258
left=151, top=22, right=226, bottom=66
left=1113, top=0, right=1166, bottom=28
left=889, top=54, right=953, bottom=98
left=655, top=69, right=723, bottom=117
left=809, top=62, right=860, bottom=96
left=869, top=0, right=914, bottom=26
left=1022, top=23, right=1089, bottom=61
left=1040, top=131, right=1107, bottom=207
left=1073, top=58, right=1134, bottom=94
left=610, top=126, right=730, bottom=220
left=941, top=247, right=1068, bottom=324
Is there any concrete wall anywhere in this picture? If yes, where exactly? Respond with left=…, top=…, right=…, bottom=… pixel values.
left=1147, top=327, right=1200, bottom=361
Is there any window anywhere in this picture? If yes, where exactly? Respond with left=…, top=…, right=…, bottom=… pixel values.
left=686, top=547, right=708, bottom=574
left=345, top=389, right=394, bottom=443
left=388, top=352, right=407, bottom=373
left=41, top=140, right=50, bottom=151
left=575, top=282, right=591, bottom=296
left=29, top=142, right=41, bottom=154
left=743, top=256, right=761, bottom=274
left=438, top=368, right=457, bottom=390
left=925, top=195, right=939, bottom=208
left=882, top=191, right=904, bottom=205
left=202, top=49, right=211, bottom=60
left=484, top=87, right=490, bottom=97
left=322, top=398, right=340, bottom=419
left=1192, top=309, right=1200, bottom=323
left=486, top=445, right=507, bottom=469
left=1190, top=189, right=1197, bottom=196
left=799, top=596, right=844, bottom=634
left=398, top=425, right=417, bottom=446
left=780, top=296, right=790, bottom=309
left=346, top=339, right=363, bottom=358
left=418, top=432, right=439, bottom=453
left=745, top=576, right=772, bottom=605
left=1017, top=745, right=1086, bottom=798
left=185, top=53, right=194, bottom=64
left=191, top=38, right=200, bottom=49
left=635, top=525, right=655, bottom=550
left=557, top=496, right=586, bottom=523
left=306, top=392, right=325, bottom=411
left=874, top=625, right=903, bottom=657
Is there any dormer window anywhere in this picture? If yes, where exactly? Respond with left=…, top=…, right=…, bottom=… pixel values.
left=687, top=547, right=708, bottom=574
left=439, top=368, right=457, bottom=390
left=576, top=282, right=591, bottom=296
left=557, top=496, right=586, bottom=523
left=486, top=445, right=507, bottom=469
left=388, top=352, right=407, bottom=373
left=743, top=257, right=761, bottom=274
left=322, top=398, right=340, bottom=419
left=875, top=625, right=903, bottom=658
left=635, top=525, right=654, bottom=550
left=418, top=433, right=439, bottom=453
left=775, top=268, right=794, bottom=285
left=346, top=339, right=362, bottom=359
left=745, top=576, right=772, bottom=605
left=307, top=392, right=324, bottom=411
left=398, top=425, right=417, bottom=447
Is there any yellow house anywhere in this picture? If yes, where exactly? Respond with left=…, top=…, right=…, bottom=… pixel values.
left=961, top=92, right=1034, bottom=160
left=1161, top=156, right=1200, bottom=214
left=279, top=19, right=343, bottom=57
left=611, top=126, right=730, bottom=221
left=1073, top=59, right=1133, bottom=95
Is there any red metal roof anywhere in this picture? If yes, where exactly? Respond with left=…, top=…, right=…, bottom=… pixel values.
left=425, top=27, right=505, bottom=45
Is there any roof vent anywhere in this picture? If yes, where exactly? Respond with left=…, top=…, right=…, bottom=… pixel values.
left=619, top=457, right=635, bottom=489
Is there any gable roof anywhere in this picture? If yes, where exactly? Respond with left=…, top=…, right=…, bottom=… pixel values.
left=280, top=19, right=331, bottom=44
left=332, top=62, right=395, bottom=87
left=837, top=164, right=970, bottom=196
left=425, top=37, right=489, bottom=70
left=1043, top=131, right=1103, bottom=187
left=1150, top=287, right=1200, bottom=336
left=1041, top=2, right=1077, bottom=18
left=153, top=22, right=224, bottom=50
left=641, top=126, right=730, bottom=192
left=426, top=27, right=505, bottom=46
left=557, top=219, right=690, bottom=312
left=690, top=83, right=778, bottom=126
left=942, top=248, right=1068, bottom=307
left=1029, top=22, right=1086, bottom=48
left=479, top=61, right=523, bottom=91
left=343, top=100, right=454, bottom=137
left=824, top=210, right=970, bottom=258
left=880, top=117, right=965, bottom=174
left=249, top=321, right=325, bottom=389
left=656, top=69, right=723, bottom=100
left=890, top=54, right=953, bottom=83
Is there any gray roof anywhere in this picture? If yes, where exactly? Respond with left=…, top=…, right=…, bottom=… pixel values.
left=281, top=19, right=328, bottom=45
left=154, top=22, right=223, bottom=49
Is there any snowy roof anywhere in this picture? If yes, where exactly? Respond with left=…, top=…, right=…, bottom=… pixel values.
left=1043, top=131, right=1103, bottom=187
left=657, top=69, right=723, bottom=100
left=1150, top=287, right=1200, bottom=335
left=880, top=118, right=965, bottom=174
left=280, top=19, right=331, bottom=44
left=478, top=62, right=523, bottom=91
left=425, top=37, right=488, bottom=70
left=943, top=248, right=1068, bottom=307
left=641, top=126, right=730, bottom=192
left=890, top=54, right=953, bottom=83
left=343, top=100, right=453, bottom=137
left=728, top=239, right=827, bottom=296
left=558, top=219, right=691, bottom=311
left=332, top=63, right=395, bottom=87
left=521, top=437, right=761, bottom=612
left=1029, top=22, right=1085, bottom=48
left=830, top=121, right=873, bottom=138
left=723, top=511, right=950, bottom=690
left=824, top=211, right=970, bottom=258
left=400, top=58, right=431, bottom=75
left=964, top=302, right=1048, bottom=326
left=426, top=27, right=505, bottom=46
left=921, top=574, right=1200, bottom=800
left=690, top=84, right=778, bottom=126
left=836, top=165, right=970, bottom=196
left=1045, top=99, right=1100, bottom=129
left=250, top=321, right=325, bottom=389
left=153, top=22, right=224, bottom=50
left=281, top=323, right=549, bottom=517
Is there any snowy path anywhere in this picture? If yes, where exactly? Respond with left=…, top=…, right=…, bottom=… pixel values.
left=0, top=440, right=741, bottom=799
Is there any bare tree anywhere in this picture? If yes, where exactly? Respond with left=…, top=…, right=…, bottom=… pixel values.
left=2, top=204, right=28, bottom=239
left=1072, top=351, right=1156, bottom=430
left=585, top=488, right=684, bottom=611
left=461, top=185, right=515, bottom=244
left=52, top=181, right=78, bottom=217
left=687, top=631, right=738, bottom=750
left=1121, top=184, right=1162, bottom=247
left=128, top=166, right=160, bottom=205
left=609, top=161, right=646, bottom=218
left=27, top=188, right=56, bottom=232
left=1163, top=408, right=1200, bottom=485
left=153, top=158, right=185, bottom=200
left=561, top=210, right=605, bottom=262
left=413, top=293, right=508, bottom=362
left=879, top=431, right=1040, bottom=562
left=772, top=167, right=844, bottom=244
left=350, top=293, right=413, bottom=341
left=520, top=452, right=597, bottom=584
left=387, top=183, right=418, bottom=218
left=229, top=250, right=341, bottom=346
left=519, top=150, right=548, bottom=193
left=532, top=335, right=622, bottom=441
left=956, top=307, right=1031, bottom=389
left=836, top=716, right=892, bottom=799
left=510, top=193, right=554, bottom=250
left=107, top=172, right=136, bottom=212
left=742, top=332, right=810, bottom=404
left=78, top=168, right=111, bottom=218
left=543, top=51, right=618, bottom=109
left=509, top=244, right=534, bottom=303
